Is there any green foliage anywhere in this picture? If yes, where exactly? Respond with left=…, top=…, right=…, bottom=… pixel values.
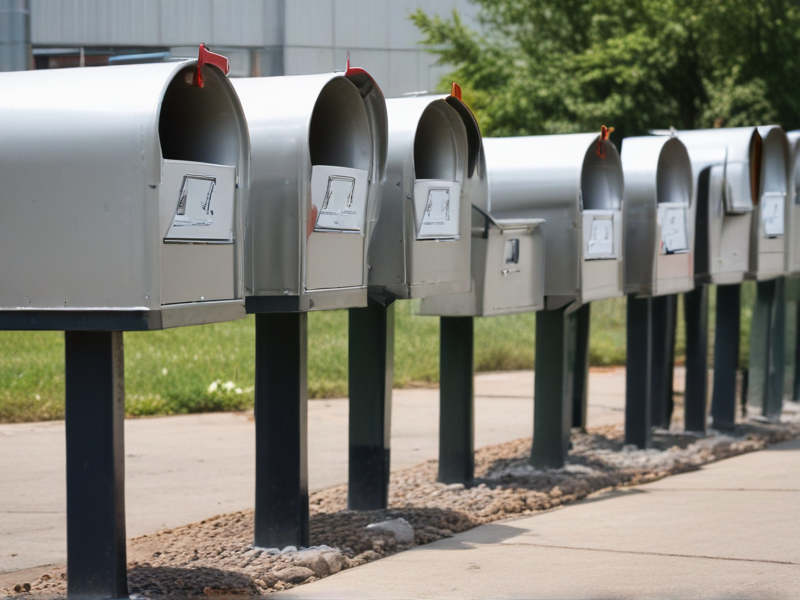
left=411, top=0, right=800, bottom=138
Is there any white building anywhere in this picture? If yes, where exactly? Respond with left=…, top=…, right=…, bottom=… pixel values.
left=2, top=0, right=479, bottom=98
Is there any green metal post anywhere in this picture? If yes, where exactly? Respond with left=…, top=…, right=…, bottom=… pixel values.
left=438, top=316, right=475, bottom=484
left=532, top=306, right=576, bottom=469
left=748, top=278, right=785, bottom=420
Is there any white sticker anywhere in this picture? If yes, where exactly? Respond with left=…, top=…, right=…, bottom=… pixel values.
left=163, top=162, right=236, bottom=243
left=586, top=216, right=615, bottom=259
left=311, top=165, right=369, bottom=234
left=413, top=180, right=461, bottom=240
left=762, top=192, right=785, bottom=237
left=660, top=205, right=689, bottom=254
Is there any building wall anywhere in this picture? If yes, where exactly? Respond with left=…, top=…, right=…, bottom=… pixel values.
left=27, top=0, right=477, bottom=97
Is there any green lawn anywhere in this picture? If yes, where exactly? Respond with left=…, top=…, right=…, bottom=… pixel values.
left=0, top=289, right=759, bottom=423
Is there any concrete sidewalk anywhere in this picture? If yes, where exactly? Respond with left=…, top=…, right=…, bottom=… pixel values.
left=278, top=437, right=800, bottom=599
left=0, top=368, right=635, bottom=574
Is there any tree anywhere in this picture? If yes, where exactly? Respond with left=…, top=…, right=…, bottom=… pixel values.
left=411, top=0, right=800, bottom=139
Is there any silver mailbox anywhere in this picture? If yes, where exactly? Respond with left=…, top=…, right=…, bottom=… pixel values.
left=366, top=88, right=480, bottom=300
left=621, top=135, right=695, bottom=296
left=0, top=53, right=249, bottom=330
left=785, top=130, right=800, bottom=274
left=485, top=133, right=625, bottom=309
left=419, top=144, right=546, bottom=317
left=676, top=126, right=790, bottom=283
left=232, top=64, right=387, bottom=313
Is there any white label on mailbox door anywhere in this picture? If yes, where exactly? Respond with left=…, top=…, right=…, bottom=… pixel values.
left=163, top=160, right=236, bottom=243
left=585, top=215, right=615, bottom=259
left=413, top=180, right=461, bottom=240
left=762, top=192, right=785, bottom=237
left=659, top=204, right=689, bottom=254
left=312, top=165, right=369, bottom=234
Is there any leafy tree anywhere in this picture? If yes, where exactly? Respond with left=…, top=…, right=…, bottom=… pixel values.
left=411, top=0, right=800, bottom=139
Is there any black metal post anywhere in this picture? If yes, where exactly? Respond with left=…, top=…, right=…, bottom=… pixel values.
left=571, top=303, right=591, bottom=430
left=625, top=295, right=652, bottom=448
left=650, top=295, right=675, bottom=429
left=254, top=312, right=308, bottom=549
left=438, top=316, right=475, bottom=484
left=532, top=306, right=576, bottom=469
left=347, top=300, right=394, bottom=510
left=65, top=331, right=127, bottom=600
left=711, top=284, right=740, bottom=430
left=683, top=285, right=709, bottom=433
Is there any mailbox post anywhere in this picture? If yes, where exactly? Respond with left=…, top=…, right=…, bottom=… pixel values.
left=621, top=135, right=694, bottom=446
left=348, top=85, right=481, bottom=506
left=785, top=131, right=800, bottom=403
left=677, top=126, right=790, bottom=429
left=0, top=46, right=249, bottom=599
left=486, top=130, right=625, bottom=467
left=232, top=62, right=387, bottom=547
left=419, top=143, right=546, bottom=483
left=747, top=126, right=791, bottom=420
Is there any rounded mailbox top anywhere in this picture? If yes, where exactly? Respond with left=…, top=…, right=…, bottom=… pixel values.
left=485, top=132, right=624, bottom=217
left=622, top=136, right=693, bottom=208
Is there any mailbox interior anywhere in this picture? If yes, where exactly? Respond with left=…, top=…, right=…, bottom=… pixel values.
left=749, top=127, right=788, bottom=279
left=653, top=139, right=694, bottom=295
left=158, top=64, right=245, bottom=306
left=580, top=140, right=625, bottom=303
left=406, top=101, right=471, bottom=296
left=305, top=77, right=372, bottom=291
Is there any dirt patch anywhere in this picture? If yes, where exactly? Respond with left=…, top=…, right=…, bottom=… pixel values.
left=6, top=418, right=800, bottom=599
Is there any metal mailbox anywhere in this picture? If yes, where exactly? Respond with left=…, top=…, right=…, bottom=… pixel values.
left=621, top=135, right=695, bottom=297
left=367, top=88, right=480, bottom=300
left=419, top=148, right=546, bottom=318
left=0, top=51, right=250, bottom=330
left=0, top=46, right=248, bottom=599
left=485, top=132, right=625, bottom=308
left=676, top=126, right=790, bottom=283
left=232, top=66, right=387, bottom=313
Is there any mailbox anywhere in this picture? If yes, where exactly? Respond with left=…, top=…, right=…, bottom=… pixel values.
left=785, top=130, right=800, bottom=274
left=232, top=65, right=387, bottom=313
left=0, top=46, right=248, bottom=599
left=0, top=50, right=250, bottom=330
left=621, top=135, right=695, bottom=296
left=420, top=146, right=546, bottom=318
left=485, top=132, right=625, bottom=308
left=676, top=126, right=790, bottom=283
left=367, top=89, right=479, bottom=300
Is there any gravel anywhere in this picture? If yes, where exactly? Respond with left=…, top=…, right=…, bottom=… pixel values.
left=6, top=415, right=800, bottom=599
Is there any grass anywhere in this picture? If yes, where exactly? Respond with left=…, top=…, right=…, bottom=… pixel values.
left=0, top=287, right=765, bottom=423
